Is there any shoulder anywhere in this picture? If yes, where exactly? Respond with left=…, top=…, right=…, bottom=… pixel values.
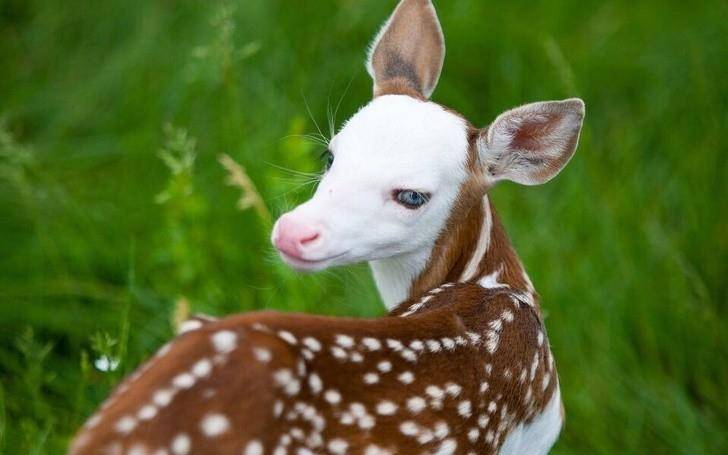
left=392, top=282, right=540, bottom=321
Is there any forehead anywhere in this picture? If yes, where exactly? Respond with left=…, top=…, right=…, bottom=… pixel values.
left=329, top=95, right=469, bottom=182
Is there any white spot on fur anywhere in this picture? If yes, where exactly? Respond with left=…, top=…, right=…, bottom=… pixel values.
left=377, top=360, right=392, bottom=373
left=324, top=389, right=341, bottom=404
left=327, top=439, right=348, bottom=455
left=153, top=388, right=175, bottom=407
left=244, top=441, right=263, bottom=455
left=349, top=402, right=366, bottom=418
left=502, top=309, right=514, bottom=322
left=335, top=334, right=355, bottom=348
left=302, top=337, right=321, bottom=352
left=192, top=358, right=212, bottom=378
left=488, top=401, right=497, bottom=413
left=273, top=369, right=298, bottom=394
left=409, top=340, right=424, bottom=351
left=363, top=372, right=380, bottom=384
left=400, top=421, right=419, bottom=436
left=200, top=413, right=230, bottom=437
left=434, top=421, right=450, bottom=439
left=426, top=339, right=442, bottom=352
left=376, top=401, right=398, bottom=415
left=398, top=371, right=415, bottom=384
left=400, top=348, right=417, bottom=362
left=425, top=385, right=444, bottom=400
left=417, top=431, right=434, bottom=444
left=359, top=414, right=376, bottom=429
left=407, top=396, right=427, bottom=413
left=138, top=405, right=157, bottom=421
left=458, top=400, right=472, bottom=418
left=308, top=373, right=323, bottom=394
left=115, top=415, right=136, bottom=434
left=211, top=330, right=237, bottom=353
left=437, top=439, right=457, bottom=454
left=350, top=351, right=364, bottom=363
left=362, top=337, right=382, bottom=351
left=478, top=414, right=490, bottom=428
left=273, top=400, right=284, bottom=417
left=278, top=330, right=297, bottom=345
left=466, top=332, right=481, bottom=344
left=445, top=382, right=462, bottom=397
left=364, top=445, right=391, bottom=455
left=253, top=347, right=272, bottom=363
left=386, top=339, right=403, bottom=351
left=330, top=346, right=347, bottom=360
left=486, top=330, right=500, bottom=354
left=172, top=373, right=195, bottom=389
left=171, top=433, right=191, bottom=455
left=441, top=337, right=456, bottom=350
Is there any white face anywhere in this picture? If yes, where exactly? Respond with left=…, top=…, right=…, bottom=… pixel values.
left=271, top=95, right=470, bottom=271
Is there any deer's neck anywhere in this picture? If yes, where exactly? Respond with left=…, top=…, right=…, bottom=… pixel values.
left=370, top=195, right=535, bottom=310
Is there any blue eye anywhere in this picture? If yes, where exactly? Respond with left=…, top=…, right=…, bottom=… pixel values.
left=320, top=150, right=334, bottom=171
left=394, top=190, right=431, bottom=209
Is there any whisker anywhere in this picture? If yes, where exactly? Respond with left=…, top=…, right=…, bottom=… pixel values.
left=301, top=91, right=328, bottom=144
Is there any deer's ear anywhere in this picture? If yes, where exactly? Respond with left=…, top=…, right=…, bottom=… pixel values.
left=478, top=99, right=585, bottom=186
left=366, top=0, right=445, bottom=99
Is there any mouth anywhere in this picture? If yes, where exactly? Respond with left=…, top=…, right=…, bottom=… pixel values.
left=277, top=250, right=348, bottom=271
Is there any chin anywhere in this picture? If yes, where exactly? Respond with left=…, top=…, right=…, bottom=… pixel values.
left=277, top=251, right=340, bottom=272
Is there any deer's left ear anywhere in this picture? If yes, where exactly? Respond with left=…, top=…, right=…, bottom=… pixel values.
left=366, top=0, right=445, bottom=99
left=478, top=98, right=586, bottom=185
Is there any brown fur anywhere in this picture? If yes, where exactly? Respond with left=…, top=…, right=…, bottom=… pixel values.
left=370, top=0, right=444, bottom=99
left=72, top=286, right=556, bottom=454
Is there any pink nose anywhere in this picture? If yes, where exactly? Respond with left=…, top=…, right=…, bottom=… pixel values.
left=273, top=215, right=322, bottom=259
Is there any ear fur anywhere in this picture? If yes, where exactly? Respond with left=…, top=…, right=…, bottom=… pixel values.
left=366, top=0, right=445, bottom=99
left=478, top=98, right=585, bottom=185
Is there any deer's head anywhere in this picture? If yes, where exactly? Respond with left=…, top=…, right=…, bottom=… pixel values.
left=272, top=0, right=584, bottom=303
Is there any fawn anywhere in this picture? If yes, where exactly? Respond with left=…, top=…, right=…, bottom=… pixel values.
left=71, top=0, right=585, bottom=453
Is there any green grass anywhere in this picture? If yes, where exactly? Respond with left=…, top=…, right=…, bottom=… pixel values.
left=0, top=0, right=726, bottom=452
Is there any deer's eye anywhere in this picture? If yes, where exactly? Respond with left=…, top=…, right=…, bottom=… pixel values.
left=320, top=150, right=334, bottom=171
left=394, top=190, right=431, bottom=209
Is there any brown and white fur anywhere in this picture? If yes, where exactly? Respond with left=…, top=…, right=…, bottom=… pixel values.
left=70, top=1, right=585, bottom=454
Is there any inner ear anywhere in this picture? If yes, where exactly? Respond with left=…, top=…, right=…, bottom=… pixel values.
left=366, top=0, right=445, bottom=99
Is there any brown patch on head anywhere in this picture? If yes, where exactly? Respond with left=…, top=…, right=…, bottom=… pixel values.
left=407, top=128, right=487, bottom=297
left=368, top=0, right=445, bottom=99
left=374, top=78, right=427, bottom=100
left=407, top=125, right=538, bottom=302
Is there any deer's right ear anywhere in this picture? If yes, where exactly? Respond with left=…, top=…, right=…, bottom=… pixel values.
left=366, top=0, right=445, bottom=99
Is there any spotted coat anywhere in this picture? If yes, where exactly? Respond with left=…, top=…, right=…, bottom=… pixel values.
left=71, top=284, right=557, bottom=455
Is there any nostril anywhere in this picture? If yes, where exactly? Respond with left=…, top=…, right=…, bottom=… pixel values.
left=299, top=231, right=320, bottom=246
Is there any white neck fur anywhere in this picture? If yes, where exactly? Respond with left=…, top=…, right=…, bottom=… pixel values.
left=368, top=248, right=432, bottom=310
left=369, top=196, right=494, bottom=310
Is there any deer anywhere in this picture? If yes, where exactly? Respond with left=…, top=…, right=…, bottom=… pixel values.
left=70, top=0, right=585, bottom=453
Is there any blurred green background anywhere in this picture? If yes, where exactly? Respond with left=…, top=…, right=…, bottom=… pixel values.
left=1, top=0, right=726, bottom=453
